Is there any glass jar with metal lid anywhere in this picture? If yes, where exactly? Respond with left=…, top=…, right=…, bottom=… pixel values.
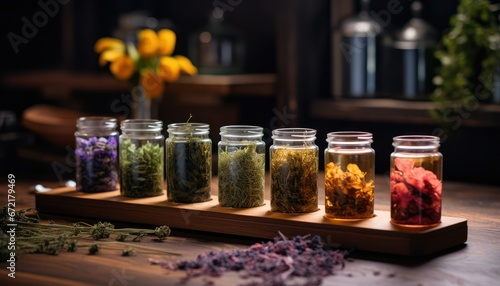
left=382, top=1, right=438, bottom=99
left=339, top=0, right=383, bottom=98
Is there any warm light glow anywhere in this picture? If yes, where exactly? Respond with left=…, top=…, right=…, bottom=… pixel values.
left=199, top=31, right=212, bottom=43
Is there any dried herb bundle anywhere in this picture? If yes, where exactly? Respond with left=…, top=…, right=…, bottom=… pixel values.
left=271, top=148, right=318, bottom=213
left=152, top=232, right=345, bottom=285
left=120, top=139, right=164, bottom=197
left=75, top=136, right=118, bottom=193
left=0, top=206, right=175, bottom=260
left=325, top=162, right=374, bottom=219
left=166, top=140, right=211, bottom=203
left=218, top=144, right=265, bottom=208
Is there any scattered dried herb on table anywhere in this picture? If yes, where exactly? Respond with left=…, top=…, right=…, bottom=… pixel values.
left=0, top=206, right=176, bottom=259
left=166, top=140, right=211, bottom=203
left=271, top=148, right=318, bottom=213
left=218, top=144, right=265, bottom=208
left=151, top=232, right=346, bottom=286
left=325, top=162, right=374, bottom=219
left=391, top=158, right=442, bottom=225
left=120, top=139, right=164, bottom=197
left=75, top=136, right=118, bottom=193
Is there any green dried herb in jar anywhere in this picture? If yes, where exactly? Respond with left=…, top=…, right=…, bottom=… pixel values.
left=166, top=122, right=212, bottom=203
left=119, top=120, right=164, bottom=198
left=270, top=128, right=318, bottom=213
left=218, top=125, right=265, bottom=208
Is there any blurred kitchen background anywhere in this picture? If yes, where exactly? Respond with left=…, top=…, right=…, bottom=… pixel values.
left=1, top=0, right=499, bottom=186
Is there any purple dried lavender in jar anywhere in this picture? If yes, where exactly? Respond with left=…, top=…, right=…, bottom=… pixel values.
left=75, top=117, right=118, bottom=193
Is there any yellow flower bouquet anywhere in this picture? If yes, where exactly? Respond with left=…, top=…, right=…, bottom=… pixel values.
left=94, top=29, right=197, bottom=99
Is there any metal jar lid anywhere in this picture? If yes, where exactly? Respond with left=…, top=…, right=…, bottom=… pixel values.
left=390, top=1, right=438, bottom=49
left=340, top=0, right=382, bottom=37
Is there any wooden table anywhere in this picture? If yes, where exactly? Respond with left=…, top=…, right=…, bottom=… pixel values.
left=1, top=175, right=499, bottom=285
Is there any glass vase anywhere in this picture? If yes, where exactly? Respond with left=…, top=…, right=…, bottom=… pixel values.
left=131, top=85, right=160, bottom=119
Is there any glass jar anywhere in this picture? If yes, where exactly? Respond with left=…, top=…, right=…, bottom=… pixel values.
left=119, top=119, right=164, bottom=198
left=218, top=125, right=265, bottom=208
left=75, top=117, right=118, bottom=193
left=390, top=135, right=442, bottom=227
left=166, top=123, right=212, bottom=203
left=270, top=128, right=318, bottom=213
left=324, top=131, right=375, bottom=219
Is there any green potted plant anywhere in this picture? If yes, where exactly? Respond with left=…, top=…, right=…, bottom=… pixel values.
left=431, top=0, right=499, bottom=124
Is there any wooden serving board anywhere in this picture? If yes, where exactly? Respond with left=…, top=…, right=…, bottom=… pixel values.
left=35, top=187, right=467, bottom=256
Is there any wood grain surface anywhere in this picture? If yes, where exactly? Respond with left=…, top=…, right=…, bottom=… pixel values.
left=35, top=188, right=467, bottom=256
left=1, top=175, right=499, bottom=286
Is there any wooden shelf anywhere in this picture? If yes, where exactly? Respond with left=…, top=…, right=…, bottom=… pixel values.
left=310, top=98, right=500, bottom=127
left=165, top=74, right=276, bottom=96
left=2, top=70, right=276, bottom=98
